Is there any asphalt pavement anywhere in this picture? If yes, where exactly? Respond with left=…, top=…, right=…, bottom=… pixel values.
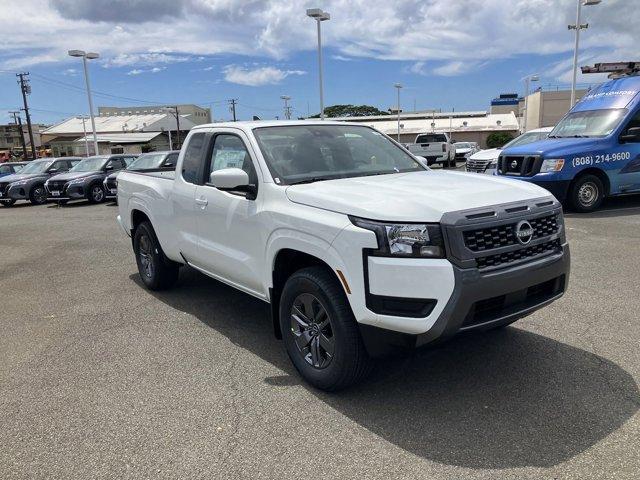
left=1, top=192, right=639, bottom=479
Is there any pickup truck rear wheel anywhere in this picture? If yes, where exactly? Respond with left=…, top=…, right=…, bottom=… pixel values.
left=134, top=221, right=179, bottom=290
left=279, top=267, right=372, bottom=391
left=569, top=174, right=604, bottom=212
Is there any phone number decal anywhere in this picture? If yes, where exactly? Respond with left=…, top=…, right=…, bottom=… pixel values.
left=572, top=151, right=631, bottom=167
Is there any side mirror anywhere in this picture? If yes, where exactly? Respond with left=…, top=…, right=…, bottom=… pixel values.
left=47, top=168, right=58, bottom=174
left=104, top=165, right=114, bottom=171
left=620, top=126, right=640, bottom=143
left=164, top=162, right=174, bottom=168
left=209, top=168, right=250, bottom=190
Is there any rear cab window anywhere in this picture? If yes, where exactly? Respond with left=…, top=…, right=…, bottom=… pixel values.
left=416, top=134, right=447, bottom=143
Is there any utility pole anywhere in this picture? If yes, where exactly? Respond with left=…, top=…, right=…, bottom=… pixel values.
left=16, top=73, right=36, bottom=159
left=174, top=106, right=181, bottom=148
left=280, top=95, right=292, bottom=120
left=9, top=111, right=28, bottom=160
left=229, top=99, right=238, bottom=122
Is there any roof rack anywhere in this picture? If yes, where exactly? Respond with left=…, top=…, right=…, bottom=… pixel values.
left=581, top=62, right=640, bottom=78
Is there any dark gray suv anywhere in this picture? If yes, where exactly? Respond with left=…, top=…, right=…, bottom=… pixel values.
left=0, top=157, right=81, bottom=207
left=45, top=154, right=133, bottom=204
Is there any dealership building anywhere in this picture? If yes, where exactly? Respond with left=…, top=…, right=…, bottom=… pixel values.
left=337, top=110, right=520, bottom=147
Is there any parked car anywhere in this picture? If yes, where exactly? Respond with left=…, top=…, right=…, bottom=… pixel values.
left=453, top=142, right=479, bottom=161
left=0, top=161, right=28, bottom=178
left=117, top=121, right=570, bottom=391
left=104, top=151, right=178, bottom=201
left=406, top=132, right=457, bottom=167
left=0, top=157, right=81, bottom=207
left=466, top=127, right=554, bottom=175
left=497, top=68, right=640, bottom=212
left=45, top=154, right=134, bottom=204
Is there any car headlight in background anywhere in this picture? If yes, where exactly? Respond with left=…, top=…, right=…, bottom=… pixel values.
left=68, top=178, right=85, bottom=185
left=540, top=158, right=565, bottom=173
left=10, top=180, right=28, bottom=187
left=488, top=160, right=498, bottom=168
left=350, top=217, right=445, bottom=258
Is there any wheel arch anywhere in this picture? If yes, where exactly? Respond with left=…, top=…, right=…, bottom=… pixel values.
left=270, top=247, right=347, bottom=339
left=573, top=167, right=611, bottom=196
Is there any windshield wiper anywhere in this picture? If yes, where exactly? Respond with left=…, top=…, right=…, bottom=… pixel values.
left=287, top=176, right=335, bottom=185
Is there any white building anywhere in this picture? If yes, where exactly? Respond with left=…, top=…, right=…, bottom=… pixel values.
left=98, top=104, right=211, bottom=125
left=338, top=111, right=520, bottom=147
left=42, top=113, right=197, bottom=156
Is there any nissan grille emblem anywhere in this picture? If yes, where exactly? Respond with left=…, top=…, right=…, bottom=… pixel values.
left=515, top=220, right=534, bottom=245
left=510, top=160, right=519, bottom=170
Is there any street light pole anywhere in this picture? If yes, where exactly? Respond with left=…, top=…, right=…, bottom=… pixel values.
left=569, top=0, right=601, bottom=107
left=280, top=95, right=292, bottom=120
left=394, top=83, right=402, bottom=142
left=522, top=74, right=539, bottom=132
left=307, top=8, right=330, bottom=119
left=69, top=50, right=100, bottom=155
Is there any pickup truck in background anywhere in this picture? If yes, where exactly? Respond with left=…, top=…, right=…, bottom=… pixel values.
left=117, top=121, right=570, bottom=391
left=497, top=63, right=640, bottom=212
left=104, top=150, right=178, bottom=201
left=406, top=132, right=457, bottom=167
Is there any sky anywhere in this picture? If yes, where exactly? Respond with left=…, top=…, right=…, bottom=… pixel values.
left=0, top=0, right=636, bottom=126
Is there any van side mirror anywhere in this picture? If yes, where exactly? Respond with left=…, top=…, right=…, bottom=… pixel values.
left=620, top=126, right=640, bottom=143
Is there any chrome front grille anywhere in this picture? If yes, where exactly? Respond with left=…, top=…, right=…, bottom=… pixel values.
left=466, top=158, right=491, bottom=173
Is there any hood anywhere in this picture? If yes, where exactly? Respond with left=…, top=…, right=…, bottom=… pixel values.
left=0, top=173, right=44, bottom=183
left=49, top=171, right=102, bottom=182
left=469, top=148, right=501, bottom=161
left=503, top=137, right=605, bottom=157
left=285, top=171, right=551, bottom=222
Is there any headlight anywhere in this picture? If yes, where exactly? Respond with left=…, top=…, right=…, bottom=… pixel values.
left=68, top=178, right=85, bottom=185
left=540, top=158, right=564, bottom=173
left=350, top=217, right=445, bottom=258
left=488, top=160, right=498, bottom=168
left=10, top=180, right=28, bottom=186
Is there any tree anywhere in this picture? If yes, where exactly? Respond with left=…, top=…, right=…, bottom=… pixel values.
left=309, top=104, right=389, bottom=118
left=486, top=131, right=515, bottom=148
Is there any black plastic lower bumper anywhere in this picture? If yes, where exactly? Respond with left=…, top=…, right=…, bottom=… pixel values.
left=359, top=244, right=570, bottom=357
left=530, top=180, right=571, bottom=202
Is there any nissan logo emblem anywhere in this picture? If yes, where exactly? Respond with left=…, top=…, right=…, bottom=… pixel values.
left=510, top=160, right=519, bottom=170
left=515, top=220, right=534, bottom=245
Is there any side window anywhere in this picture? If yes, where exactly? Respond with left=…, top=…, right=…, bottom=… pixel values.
left=69, top=160, right=80, bottom=168
left=0, top=165, right=10, bottom=174
left=622, top=110, right=640, bottom=142
left=208, top=134, right=257, bottom=184
left=108, top=158, right=126, bottom=170
left=181, top=133, right=206, bottom=184
left=52, top=161, right=68, bottom=172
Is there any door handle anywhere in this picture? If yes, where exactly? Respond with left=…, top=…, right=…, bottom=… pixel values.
left=195, top=198, right=208, bottom=206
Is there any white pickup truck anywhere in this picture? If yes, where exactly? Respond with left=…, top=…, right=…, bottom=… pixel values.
left=117, top=121, right=570, bottom=391
left=406, top=132, right=457, bottom=167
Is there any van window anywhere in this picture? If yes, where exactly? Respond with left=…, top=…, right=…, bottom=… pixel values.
left=182, top=133, right=206, bottom=184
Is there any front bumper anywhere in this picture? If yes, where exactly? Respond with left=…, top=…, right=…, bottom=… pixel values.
left=46, top=183, right=86, bottom=200
left=6, top=184, right=29, bottom=200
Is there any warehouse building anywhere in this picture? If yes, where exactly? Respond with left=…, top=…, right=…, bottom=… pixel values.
left=42, top=113, right=197, bottom=157
left=337, top=110, right=519, bottom=147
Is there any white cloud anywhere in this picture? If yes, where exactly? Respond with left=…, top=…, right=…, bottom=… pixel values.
left=0, top=0, right=637, bottom=83
left=222, top=65, right=306, bottom=86
left=126, top=66, right=166, bottom=75
left=61, top=68, right=78, bottom=76
left=408, top=61, right=428, bottom=76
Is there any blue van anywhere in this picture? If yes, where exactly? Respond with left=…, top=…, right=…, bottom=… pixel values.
left=496, top=68, right=640, bottom=212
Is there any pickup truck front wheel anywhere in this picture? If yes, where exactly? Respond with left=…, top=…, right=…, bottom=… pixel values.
left=279, top=267, right=372, bottom=391
left=134, top=221, right=179, bottom=290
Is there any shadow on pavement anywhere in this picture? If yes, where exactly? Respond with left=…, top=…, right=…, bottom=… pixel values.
left=565, top=194, right=640, bottom=219
left=133, top=267, right=639, bottom=470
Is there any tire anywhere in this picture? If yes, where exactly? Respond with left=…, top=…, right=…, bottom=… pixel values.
left=1, top=199, right=16, bottom=207
left=88, top=183, right=106, bottom=204
left=279, top=266, right=372, bottom=391
left=29, top=184, right=48, bottom=205
left=133, top=221, right=179, bottom=290
left=569, top=174, right=604, bottom=213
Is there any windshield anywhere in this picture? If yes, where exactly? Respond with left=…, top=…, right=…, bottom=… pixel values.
left=254, top=125, right=426, bottom=185
left=550, top=109, right=627, bottom=138
left=503, top=131, right=550, bottom=149
left=70, top=156, right=108, bottom=172
left=128, top=153, right=168, bottom=170
left=416, top=134, right=447, bottom=143
left=16, top=160, right=52, bottom=174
